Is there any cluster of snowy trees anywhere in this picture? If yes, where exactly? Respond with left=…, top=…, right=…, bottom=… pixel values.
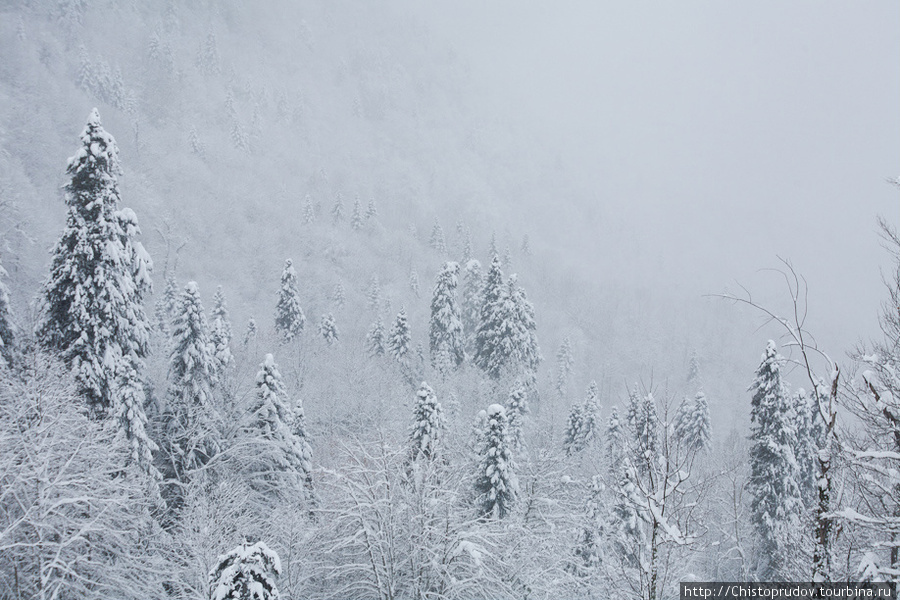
left=3, top=110, right=900, bottom=599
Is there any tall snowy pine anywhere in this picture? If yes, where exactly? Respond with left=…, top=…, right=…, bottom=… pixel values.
left=473, top=255, right=507, bottom=379
left=474, top=403, right=518, bottom=519
left=246, top=354, right=314, bottom=496
left=748, top=340, right=803, bottom=581
left=319, top=312, right=339, bottom=345
left=461, top=259, right=483, bottom=352
left=274, top=259, right=306, bottom=342
left=163, top=282, right=220, bottom=480
left=366, top=315, right=387, bottom=357
left=429, top=261, right=465, bottom=373
left=388, top=308, right=411, bottom=367
left=505, top=381, right=529, bottom=452
left=408, top=381, right=446, bottom=462
left=210, top=285, right=234, bottom=378
left=38, top=109, right=153, bottom=415
left=674, top=391, right=711, bottom=453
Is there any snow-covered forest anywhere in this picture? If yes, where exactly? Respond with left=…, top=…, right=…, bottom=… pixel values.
left=0, top=1, right=898, bottom=599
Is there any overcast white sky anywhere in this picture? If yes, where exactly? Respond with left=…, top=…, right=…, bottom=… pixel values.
left=399, top=1, right=900, bottom=352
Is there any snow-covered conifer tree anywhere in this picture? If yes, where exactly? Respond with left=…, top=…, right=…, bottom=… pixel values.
left=574, top=475, right=604, bottom=571
left=164, top=282, right=220, bottom=480
left=605, top=406, right=624, bottom=473
left=473, top=256, right=506, bottom=378
left=504, top=381, right=529, bottom=451
left=461, top=259, right=483, bottom=350
left=38, top=109, right=152, bottom=415
left=319, top=312, right=339, bottom=345
left=210, top=286, right=234, bottom=378
left=521, top=234, right=532, bottom=256
left=430, top=220, right=446, bottom=253
left=792, top=389, right=819, bottom=508
left=508, top=275, right=542, bottom=377
left=332, top=282, right=346, bottom=308
left=474, top=404, right=517, bottom=519
left=208, top=541, right=281, bottom=600
left=366, top=316, right=387, bottom=357
left=556, top=337, right=575, bottom=400
left=274, top=259, right=306, bottom=343
left=674, top=391, right=711, bottom=453
left=462, top=230, right=473, bottom=263
left=243, top=317, right=258, bottom=348
left=365, top=197, right=378, bottom=220
left=503, top=245, right=513, bottom=271
left=112, top=363, right=159, bottom=477
left=246, top=354, right=314, bottom=495
left=578, top=381, right=601, bottom=450
left=408, top=381, right=446, bottom=462
left=0, top=255, right=15, bottom=366
left=687, top=349, right=702, bottom=389
left=367, top=276, right=381, bottom=311
left=351, top=195, right=363, bottom=231
left=388, top=308, right=411, bottom=367
left=303, top=194, right=315, bottom=224
left=563, top=402, right=585, bottom=456
left=489, top=231, right=498, bottom=257
left=429, top=261, right=465, bottom=373
left=331, top=192, right=344, bottom=224
left=748, top=340, right=802, bottom=581
left=409, top=268, right=420, bottom=298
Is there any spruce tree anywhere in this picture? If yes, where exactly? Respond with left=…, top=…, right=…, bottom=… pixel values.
left=388, top=308, right=411, bottom=367
left=429, top=220, right=446, bottom=253
left=208, top=541, right=282, bottom=600
left=0, top=255, right=15, bottom=366
left=473, top=256, right=507, bottom=379
left=505, top=381, right=529, bottom=452
left=331, top=192, right=344, bottom=224
left=577, top=381, right=601, bottom=450
left=366, top=315, right=387, bottom=357
left=674, top=391, right=711, bottom=453
left=365, top=197, right=378, bottom=220
left=210, top=285, right=234, bottom=378
left=556, top=336, right=575, bottom=400
left=113, top=363, right=159, bottom=478
left=367, top=276, right=381, bottom=311
left=408, top=381, right=446, bottom=462
left=351, top=194, right=363, bottom=231
left=246, top=354, right=314, bottom=495
left=605, top=406, right=624, bottom=475
left=409, top=268, right=420, bottom=298
left=687, top=349, right=702, bottom=389
left=748, top=340, right=802, bottom=581
left=332, top=281, right=346, bottom=308
left=563, top=402, right=585, bottom=456
left=243, top=317, right=258, bottom=348
left=521, top=234, right=532, bottom=256
left=793, top=388, right=819, bottom=508
left=164, top=282, right=220, bottom=480
left=303, top=194, right=315, bottom=224
left=508, top=275, right=542, bottom=377
left=461, top=259, right=483, bottom=350
left=474, top=403, right=518, bottom=519
left=319, top=312, right=339, bottom=345
left=274, top=259, right=306, bottom=343
left=38, top=109, right=152, bottom=415
left=429, top=261, right=465, bottom=373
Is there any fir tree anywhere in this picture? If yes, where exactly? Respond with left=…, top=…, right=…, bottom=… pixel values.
left=503, top=245, right=513, bottom=271
left=674, top=391, right=711, bottom=453
left=429, top=261, right=465, bottom=373
left=409, top=268, right=420, bottom=298
left=208, top=541, right=282, bottom=600
left=473, top=255, right=506, bottom=378
left=564, top=403, right=585, bottom=457
left=38, top=109, right=152, bottom=415
left=332, top=282, right=346, bottom=308
left=748, top=340, right=803, bottom=581
left=331, top=192, right=344, bottom=224
left=319, top=312, right=339, bottom=345
left=274, top=259, right=306, bottom=342
left=366, top=315, right=387, bottom=357
left=508, top=275, right=542, bottom=376
left=556, top=336, right=575, bottom=399
left=793, top=389, right=820, bottom=508
left=489, top=231, right=498, bottom=257
left=461, top=259, right=483, bottom=351
left=388, top=308, right=411, bottom=367
left=351, top=194, right=363, bottom=231
left=505, top=381, right=529, bottom=452
left=367, top=276, right=381, bottom=312
left=0, top=255, right=15, bottom=367
left=578, top=381, right=601, bottom=450
left=246, top=354, right=314, bottom=494
left=605, top=406, right=624, bottom=475
left=112, top=362, right=159, bottom=478
left=521, top=234, right=532, bottom=256
left=408, top=381, right=446, bottom=462
left=243, top=317, right=258, bottom=348
left=210, top=285, right=234, bottom=378
left=574, top=475, right=605, bottom=571
left=474, top=404, right=518, bottom=519
left=303, top=194, right=315, bottom=224
left=164, top=282, right=219, bottom=480
left=365, top=197, right=378, bottom=220
left=429, top=220, right=446, bottom=253
left=462, top=230, right=473, bottom=263
left=687, top=349, right=702, bottom=389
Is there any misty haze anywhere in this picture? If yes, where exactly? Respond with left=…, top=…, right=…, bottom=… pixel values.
left=0, top=1, right=898, bottom=598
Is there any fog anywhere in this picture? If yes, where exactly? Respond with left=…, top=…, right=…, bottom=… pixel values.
left=401, top=0, right=900, bottom=352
